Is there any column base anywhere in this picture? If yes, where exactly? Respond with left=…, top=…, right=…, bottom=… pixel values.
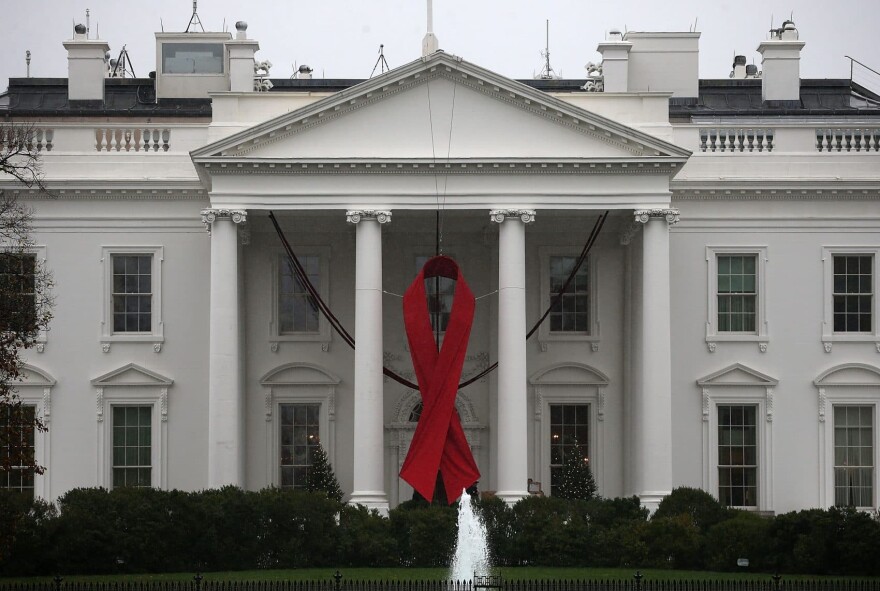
left=348, top=491, right=390, bottom=516
left=494, top=490, right=530, bottom=507
left=638, top=490, right=671, bottom=515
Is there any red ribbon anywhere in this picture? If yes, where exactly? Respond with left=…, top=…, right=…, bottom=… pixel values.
left=399, top=256, right=481, bottom=504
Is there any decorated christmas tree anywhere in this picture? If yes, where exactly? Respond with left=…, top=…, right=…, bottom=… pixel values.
left=557, top=442, right=597, bottom=500
left=307, top=443, right=344, bottom=503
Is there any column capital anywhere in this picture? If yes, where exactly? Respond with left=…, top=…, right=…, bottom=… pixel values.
left=634, top=208, right=679, bottom=225
left=201, top=208, right=248, bottom=232
left=346, top=210, right=392, bottom=224
left=490, top=209, right=536, bottom=224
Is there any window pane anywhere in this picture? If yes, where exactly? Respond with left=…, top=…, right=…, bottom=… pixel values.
left=111, top=405, right=152, bottom=488
left=279, top=404, right=321, bottom=490
left=279, top=256, right=321, bottom=334
left=548, top=403, right=590, bottom=496
left=717, top=405, right=758, bottom=507
left=834, top=405, right=874, bottom=507
left=549, top=256, right=589, bottom=334
left=833, top=255, right=873, bottom=334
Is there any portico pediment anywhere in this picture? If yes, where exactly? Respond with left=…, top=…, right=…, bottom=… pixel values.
left=192, top=52, right=690, bottom=167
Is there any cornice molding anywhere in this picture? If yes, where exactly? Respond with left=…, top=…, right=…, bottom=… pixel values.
left=0, top=188, right=208, bottom=201
left=672, top=188, right=880, bottom=201
left=200, top=159, right=681, bottom=176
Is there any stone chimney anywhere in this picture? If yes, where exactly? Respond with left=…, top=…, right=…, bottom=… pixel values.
left=63, top=24, right=110, bottom=102
left=757, top=20, right=804, bottom=103
left=596, top=29, right=632, bottom=92
left=226, top=21, right=260, bottom=92
left=624, top=31, right=700, bottom=98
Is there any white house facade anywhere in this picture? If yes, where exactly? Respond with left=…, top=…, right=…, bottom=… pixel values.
left=2, top=17, right=879, bottom=514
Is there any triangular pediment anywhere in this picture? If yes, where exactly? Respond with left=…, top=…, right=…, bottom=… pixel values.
left=697, top=363, right=778, bottom=387
left=814, top=363, right=880, bottom=387
left=530, top=363, right=610, bottom=386
left=260, top=363, right=340, bottom=386
left=91, top=363, right=173, bottom=387
left=193, top=52, right=690, bottom=165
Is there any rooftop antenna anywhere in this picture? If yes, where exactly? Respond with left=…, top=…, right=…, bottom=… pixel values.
left=422, top=0, right=439, bottom=56
left=110, top=45, right=137, bottom=78
left=25, top=50, right=31, bottom=77
left=370, top=44, right=391, bottom=78
left=186, top=0, right=206, bottom=33
left=86, top=8, right=90, bottom=38
left=537, top=19, right=558, bottom=80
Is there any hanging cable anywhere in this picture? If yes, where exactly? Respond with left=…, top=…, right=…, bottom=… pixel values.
left=269, top=210, right=607, bottom=391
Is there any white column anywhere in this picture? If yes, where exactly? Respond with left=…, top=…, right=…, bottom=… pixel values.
left=490, top=209, right=535, bottom=504
left=347, top=209, right=391, bottom=514
left=202, top=208, right=247, bottom=488
left=633, top=208, right=679, bottom=512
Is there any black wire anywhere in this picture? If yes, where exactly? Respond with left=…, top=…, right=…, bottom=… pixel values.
left=268, top=210, right=607, bottom=391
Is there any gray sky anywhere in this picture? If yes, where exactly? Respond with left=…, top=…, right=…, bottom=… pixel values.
left=3, top=0, right=879, bottom=90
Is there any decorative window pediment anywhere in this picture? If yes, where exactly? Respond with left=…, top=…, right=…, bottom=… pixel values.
left=697, top=363, right=778, bottom=388
left=530, top=362, right=610, bottom=386
left=814, top=363, right=880, bottom=387
left=18, top=364, right=56, bottom=387
left=260, top=363, right=341, bottom=386
left=91, top=363, right=173, bottom=387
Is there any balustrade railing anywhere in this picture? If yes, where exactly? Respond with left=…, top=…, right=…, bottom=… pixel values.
left=699, top=128, right=774, bottom=152
left=94, top=127, right=171, bottom=152
left=0, top=126, right=54, bottom=152
left=815, top=128, right=880, bottom=152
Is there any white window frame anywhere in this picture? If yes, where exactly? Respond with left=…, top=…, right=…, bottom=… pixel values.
left=821, top=247, right=879, bottom=348
left=5, top=364, right=55, bottom=500
left=815, top=363, right=880, bottom=509
left=706, top=246, right=768, bottom=351
left=101, top=246, right=164, bottom=347
left=93, top=363, right=172, bottom=490
left=261, top=363, right=338, bottom=489
left=0, top=245, right=48, bottom=351
left=538, top=247, right=600, bottom=351
left=531, top=363, right=609, bottom=497
left=698, top=364, right=776, bottom=512
left=269, top=247, right=331, bottom=349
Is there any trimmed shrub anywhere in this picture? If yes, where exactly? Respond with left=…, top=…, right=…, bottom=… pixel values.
left=0, top=491, right=56, bottom=575
left=389, top=500, right=457, bottom=567
left=653, top=486, right=730, bottom=532
left=337, top=504, right=396, bottom=567
left=644, top=513, right=704, bottom=569
left=705, top=510, right=772, bottom=572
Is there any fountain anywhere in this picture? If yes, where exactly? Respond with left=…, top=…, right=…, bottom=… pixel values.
left=449, top=489, right=491, bottom=581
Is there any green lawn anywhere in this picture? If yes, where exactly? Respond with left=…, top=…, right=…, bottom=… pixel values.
left=4, top=568, right=875, bottom=583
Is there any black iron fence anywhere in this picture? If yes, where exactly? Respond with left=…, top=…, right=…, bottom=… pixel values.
left=2, top=576, right=880, bottom=591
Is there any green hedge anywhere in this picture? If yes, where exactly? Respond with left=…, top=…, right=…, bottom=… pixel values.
left=1, top=487, right=879, bottom=576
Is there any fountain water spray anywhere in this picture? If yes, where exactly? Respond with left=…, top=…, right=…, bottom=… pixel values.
left=450, top=489, right=491, bottom=581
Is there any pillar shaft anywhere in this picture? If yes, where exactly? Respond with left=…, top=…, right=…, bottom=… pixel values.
left=347, top=209, right=391, bottom=514
left=491, top=209, right=535, bottom=504
left=204, top=208, right=247, bottom=488
left=634, top=208, right=678, bottom=512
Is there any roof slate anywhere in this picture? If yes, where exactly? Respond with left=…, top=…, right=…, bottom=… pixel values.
left=3, top=76, right=879, bottom=119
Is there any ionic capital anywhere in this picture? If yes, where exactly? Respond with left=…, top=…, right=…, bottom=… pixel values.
left=634, top=208, right=680, bottom=225
left=490, top=209, right=536, bottom=224
left=201, top=208, right=248, bottom=232
left=346, top=210, right=392, bottom=224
